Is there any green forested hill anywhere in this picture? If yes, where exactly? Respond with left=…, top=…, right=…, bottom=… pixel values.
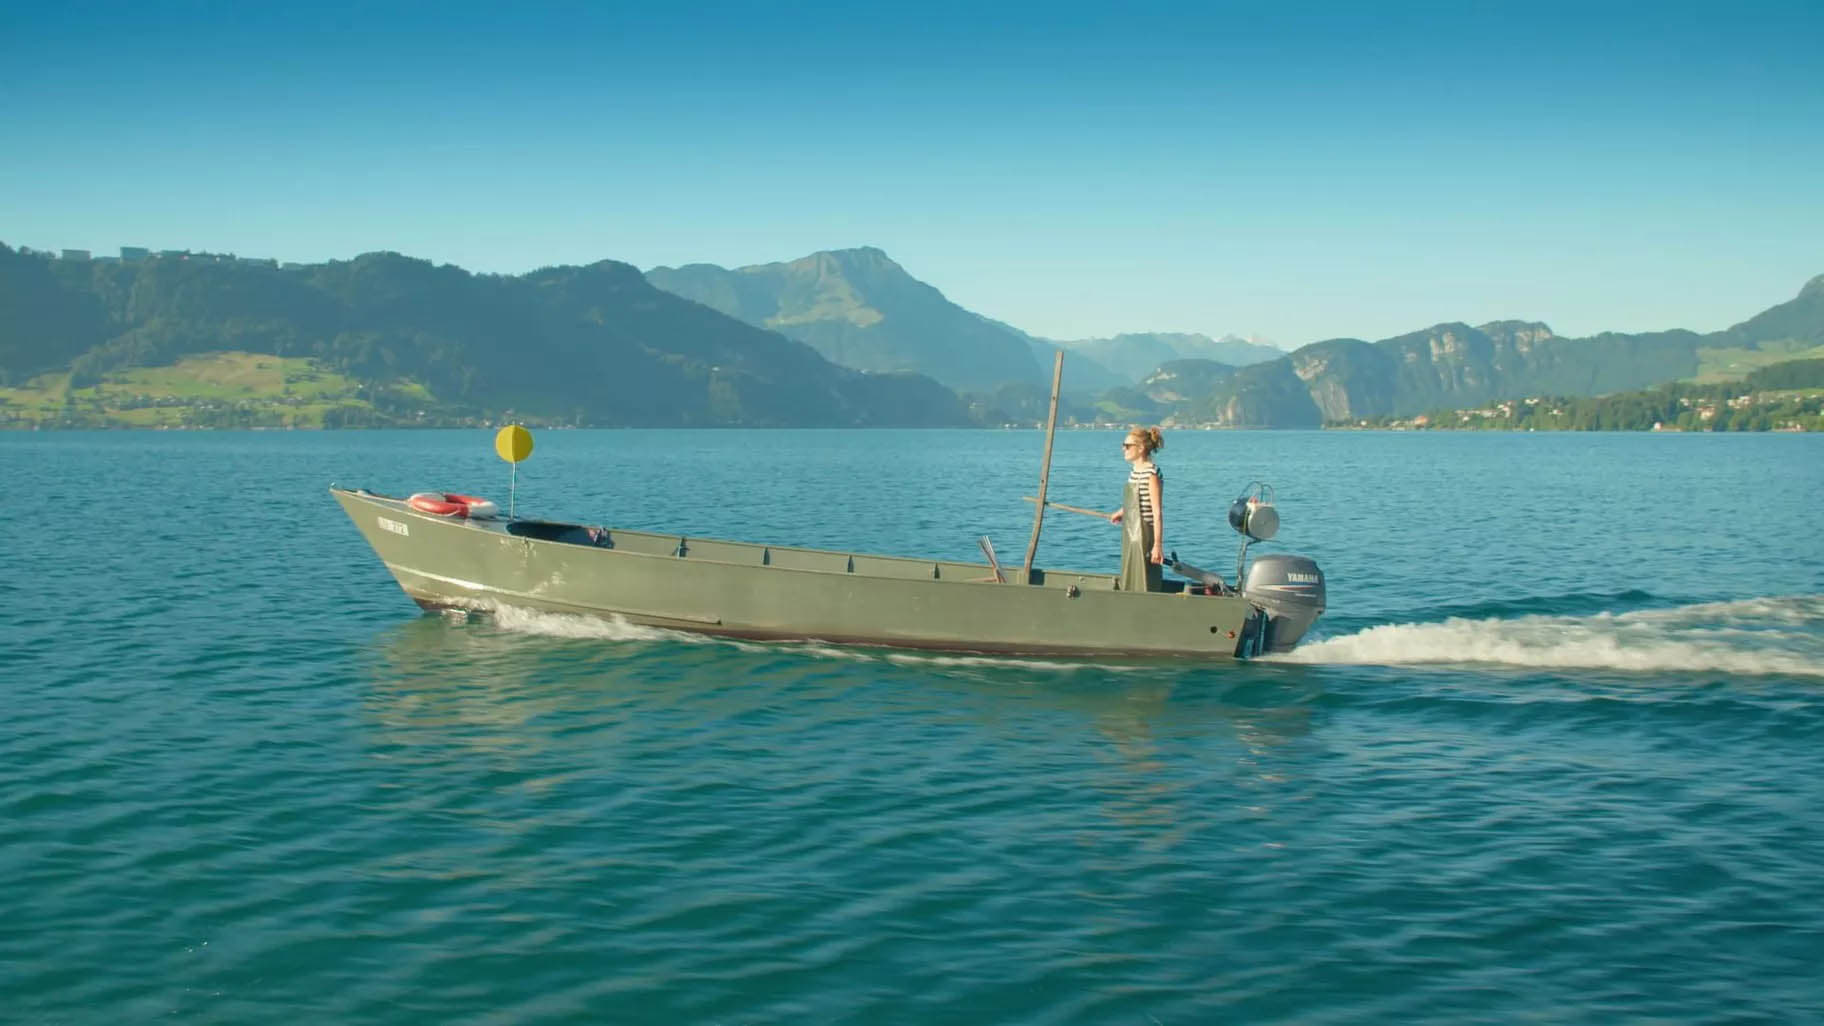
left=0, top=246, right=968, bottom=427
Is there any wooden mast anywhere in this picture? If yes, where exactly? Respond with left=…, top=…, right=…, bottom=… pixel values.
left=1021, top=351, right=1065, bottom=583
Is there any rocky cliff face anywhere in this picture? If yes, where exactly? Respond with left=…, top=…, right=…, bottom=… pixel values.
left=1290, top=340, right=1383, bottom=421
left=1141, top=359, right=1237, bottom=403
left=1224, top=314, right=1731, bottom=425
left=1221, top=361, right=1323, bottom=428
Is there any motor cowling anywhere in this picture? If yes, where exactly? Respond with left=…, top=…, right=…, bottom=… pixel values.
left=1241, top=553, right=1326, bottom=653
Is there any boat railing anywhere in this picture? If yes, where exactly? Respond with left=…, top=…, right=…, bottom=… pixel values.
left=506, top=515, right=1113, bottom=590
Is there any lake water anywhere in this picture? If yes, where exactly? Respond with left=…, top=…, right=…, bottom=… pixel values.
left=4, top=429, right=1822, bottom=1024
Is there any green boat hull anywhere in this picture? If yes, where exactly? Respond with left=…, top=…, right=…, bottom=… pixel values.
left=332, top=487, right=1269, bottom=659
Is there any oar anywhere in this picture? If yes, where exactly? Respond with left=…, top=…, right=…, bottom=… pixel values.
left=1022, top=496, right=1109, bottom=520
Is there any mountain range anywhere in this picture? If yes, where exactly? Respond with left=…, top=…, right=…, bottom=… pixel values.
left=0, top=245, right=964, bottom=427
left=1049, top=333, right=1285, bottom=385
left=4, top=239, right=1820, bottom=429
left=645, top=248, right=1286, bottom=395
left=644, top=248, right=1824, bottom=427
left=1207, top=279, right=1824, bottom=426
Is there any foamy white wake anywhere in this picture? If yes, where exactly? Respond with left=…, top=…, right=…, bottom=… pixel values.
left=463, top=602, right=1127, bottom=671
left=880, top=652, right=1128, bottom=673
left=476, top=604, right=720, bottom=645
left=1271, top=595, right=1824, bottom=677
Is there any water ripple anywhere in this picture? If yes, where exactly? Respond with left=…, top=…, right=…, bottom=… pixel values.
left=4, top=431, right=1823, bottom=1024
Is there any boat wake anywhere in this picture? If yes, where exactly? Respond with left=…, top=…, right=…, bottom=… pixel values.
left=457, top=603, right=1127, bottom=672
left=467, top=603, right=713, bottom=645
left=1270, top=594, right=1824, bottom=678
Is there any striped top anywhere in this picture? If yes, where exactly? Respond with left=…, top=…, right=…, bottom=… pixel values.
left=1128, top=464, right=1161, bottom=526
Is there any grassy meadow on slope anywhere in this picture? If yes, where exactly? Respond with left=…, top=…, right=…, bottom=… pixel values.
left=0, top=352, right=446, bottom=428
left=1693, top=339, right=1824, bottom=382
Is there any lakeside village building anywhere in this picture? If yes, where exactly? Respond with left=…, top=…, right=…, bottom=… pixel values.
left=24, top=245, right=280, bottom=268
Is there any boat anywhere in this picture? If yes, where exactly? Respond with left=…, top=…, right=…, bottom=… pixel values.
left=331, top=358, right=1326, bottom=660
left=330, top=475, right=1325, bottom=660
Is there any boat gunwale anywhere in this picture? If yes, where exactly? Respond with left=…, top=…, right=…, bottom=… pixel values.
left=399, top=590, right=1243, bottom=661
left=334, top=486, right=1163, bottom=594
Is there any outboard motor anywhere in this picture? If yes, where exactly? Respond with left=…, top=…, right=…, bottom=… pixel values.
left=1242, top=553, right=1327, bottom=652
left=1229, top=483, right=1326, bottom=654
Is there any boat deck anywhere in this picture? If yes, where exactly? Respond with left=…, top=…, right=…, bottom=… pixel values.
left=349, top=488, right=1146, bottom=592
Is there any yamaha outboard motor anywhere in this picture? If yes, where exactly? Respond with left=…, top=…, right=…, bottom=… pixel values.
left=1230, top=484, right=1327, bottom=654
left=1242, top=553, right=1327, bottom=652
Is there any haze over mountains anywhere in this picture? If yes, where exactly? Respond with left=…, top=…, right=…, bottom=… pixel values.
left=1048, top=333, right=1287, bottom=388
left=4, top=239, right=1821, bottom=429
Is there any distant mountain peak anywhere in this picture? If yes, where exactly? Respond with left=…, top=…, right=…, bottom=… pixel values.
left=645, top=246, right=1040, bottom=391
left=766, top=246, right=905, bottom=276
left=836, top=244, right=895, bottom=262
left=1800, top=273, right=1824, bottom=298
left=1476, top=319, right=1555, bottom=337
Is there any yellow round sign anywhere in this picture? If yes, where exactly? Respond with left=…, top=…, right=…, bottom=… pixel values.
left=494, top=424, right=534, bottom=463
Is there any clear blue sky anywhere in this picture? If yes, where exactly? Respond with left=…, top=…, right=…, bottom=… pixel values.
left=4, top=0, right=1819, bottom=347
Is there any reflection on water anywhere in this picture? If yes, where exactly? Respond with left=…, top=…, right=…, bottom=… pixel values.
left=354, top=609, right=1326, bottom=862
left=359, top=610, right=1322, bottom=752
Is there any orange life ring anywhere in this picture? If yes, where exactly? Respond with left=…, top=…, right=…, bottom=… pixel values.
left=408, top=492, right=499, bottom=519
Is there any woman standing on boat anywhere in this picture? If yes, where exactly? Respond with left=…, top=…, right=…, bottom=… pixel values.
left=1109, top=427, right=1164, bottom=592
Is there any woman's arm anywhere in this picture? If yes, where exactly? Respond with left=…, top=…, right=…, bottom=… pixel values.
left=1147, top=471, right=1163, bottom=562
